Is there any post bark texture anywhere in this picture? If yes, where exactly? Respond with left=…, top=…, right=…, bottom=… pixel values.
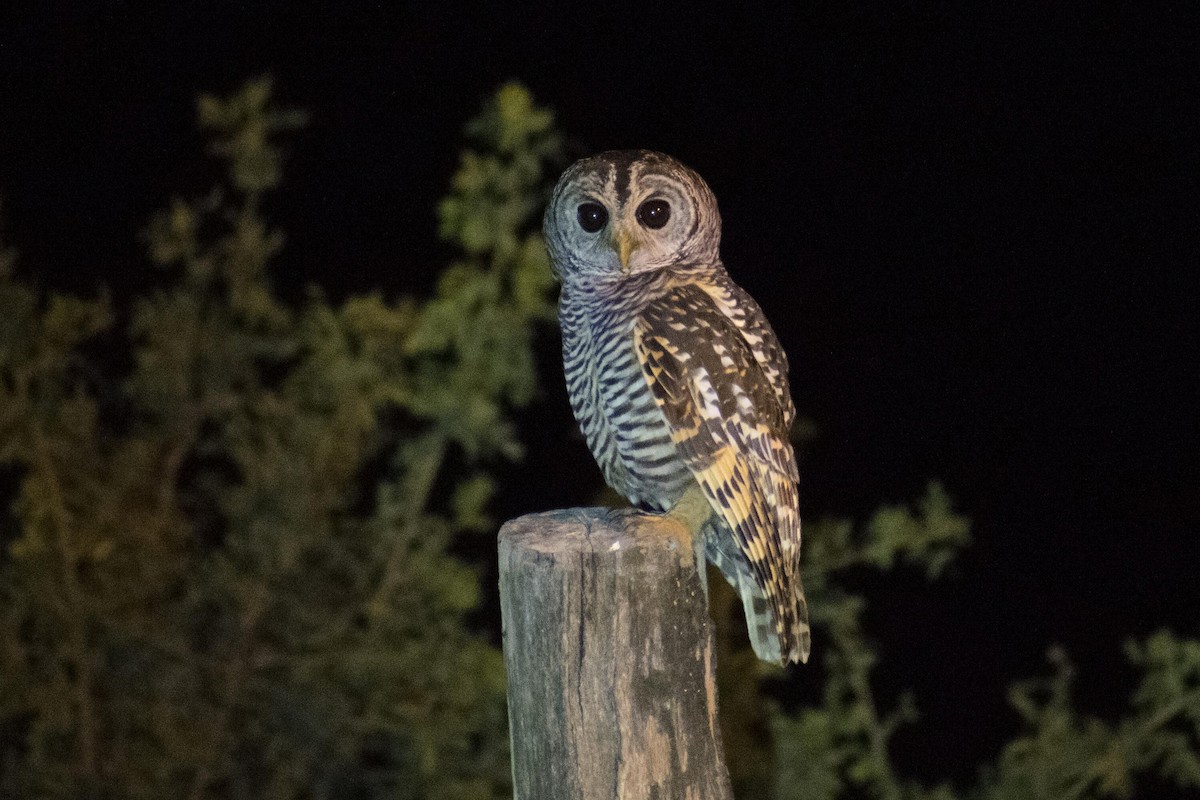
left=499, top=507, right=733, bottom=800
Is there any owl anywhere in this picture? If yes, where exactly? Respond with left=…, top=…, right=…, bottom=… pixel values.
left=544, top=150, right=810, bottom=665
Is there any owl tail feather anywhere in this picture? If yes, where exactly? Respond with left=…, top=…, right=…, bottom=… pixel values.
left=704, top=520, right=811, bottom=665
left=739, top=576, right=811, bottom=666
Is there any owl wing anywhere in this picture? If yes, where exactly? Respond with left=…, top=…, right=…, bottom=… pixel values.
left=633, top=283, right=808, bottom=663
left=711, top=277, right=798, bottom=430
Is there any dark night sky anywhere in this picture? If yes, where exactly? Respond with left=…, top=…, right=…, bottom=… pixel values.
left=2, top=2, right=1197, bottom=781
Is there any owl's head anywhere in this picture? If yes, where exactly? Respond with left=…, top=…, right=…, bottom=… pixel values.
left=543, top=150, right=721, bottom=281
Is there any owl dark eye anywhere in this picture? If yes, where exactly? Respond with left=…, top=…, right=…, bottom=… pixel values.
left=577, top=202, right=608, bottom=233
left=636, top=199, right=671, bottom=229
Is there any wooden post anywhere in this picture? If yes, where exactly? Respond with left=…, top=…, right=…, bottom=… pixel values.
left=499, top=508, right=733, bottom=800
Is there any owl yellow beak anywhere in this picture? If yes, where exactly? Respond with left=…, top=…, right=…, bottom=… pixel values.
left=614, top=227, right=639, bottom=270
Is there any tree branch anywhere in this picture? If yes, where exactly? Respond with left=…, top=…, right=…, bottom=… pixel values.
left=29, top=422, right=98, bottom=781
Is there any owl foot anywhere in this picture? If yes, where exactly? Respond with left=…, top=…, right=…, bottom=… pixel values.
left=666, top=483, right=715, bottom=535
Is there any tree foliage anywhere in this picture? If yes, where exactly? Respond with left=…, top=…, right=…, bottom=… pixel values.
left=0, top=78, right=559, bottom=800
left=770, top=490, right=1200, bottom=800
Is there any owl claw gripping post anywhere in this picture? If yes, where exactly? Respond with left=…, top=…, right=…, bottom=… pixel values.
left=544, top=150, right=811, bottom=665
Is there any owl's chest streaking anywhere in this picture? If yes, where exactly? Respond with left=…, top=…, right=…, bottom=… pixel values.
left=559, top=279, right=694, bottom=510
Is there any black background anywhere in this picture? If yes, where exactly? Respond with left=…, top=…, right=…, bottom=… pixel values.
left=2, top=2, right=1197, bottom=784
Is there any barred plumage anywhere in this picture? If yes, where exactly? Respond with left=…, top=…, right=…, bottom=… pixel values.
left=545, top=150, right=810, bottom=665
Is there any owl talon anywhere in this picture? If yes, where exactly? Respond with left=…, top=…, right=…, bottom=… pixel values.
left=666, top=483, right=714, bottom=535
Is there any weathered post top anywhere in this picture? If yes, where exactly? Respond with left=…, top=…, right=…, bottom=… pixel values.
left=499, top=507, right=733, bottom=800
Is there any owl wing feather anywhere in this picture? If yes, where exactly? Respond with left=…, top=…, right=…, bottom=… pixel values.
left=710, top=278, right=798, bottom=430
left=633, top=283, right=809, bottom=663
